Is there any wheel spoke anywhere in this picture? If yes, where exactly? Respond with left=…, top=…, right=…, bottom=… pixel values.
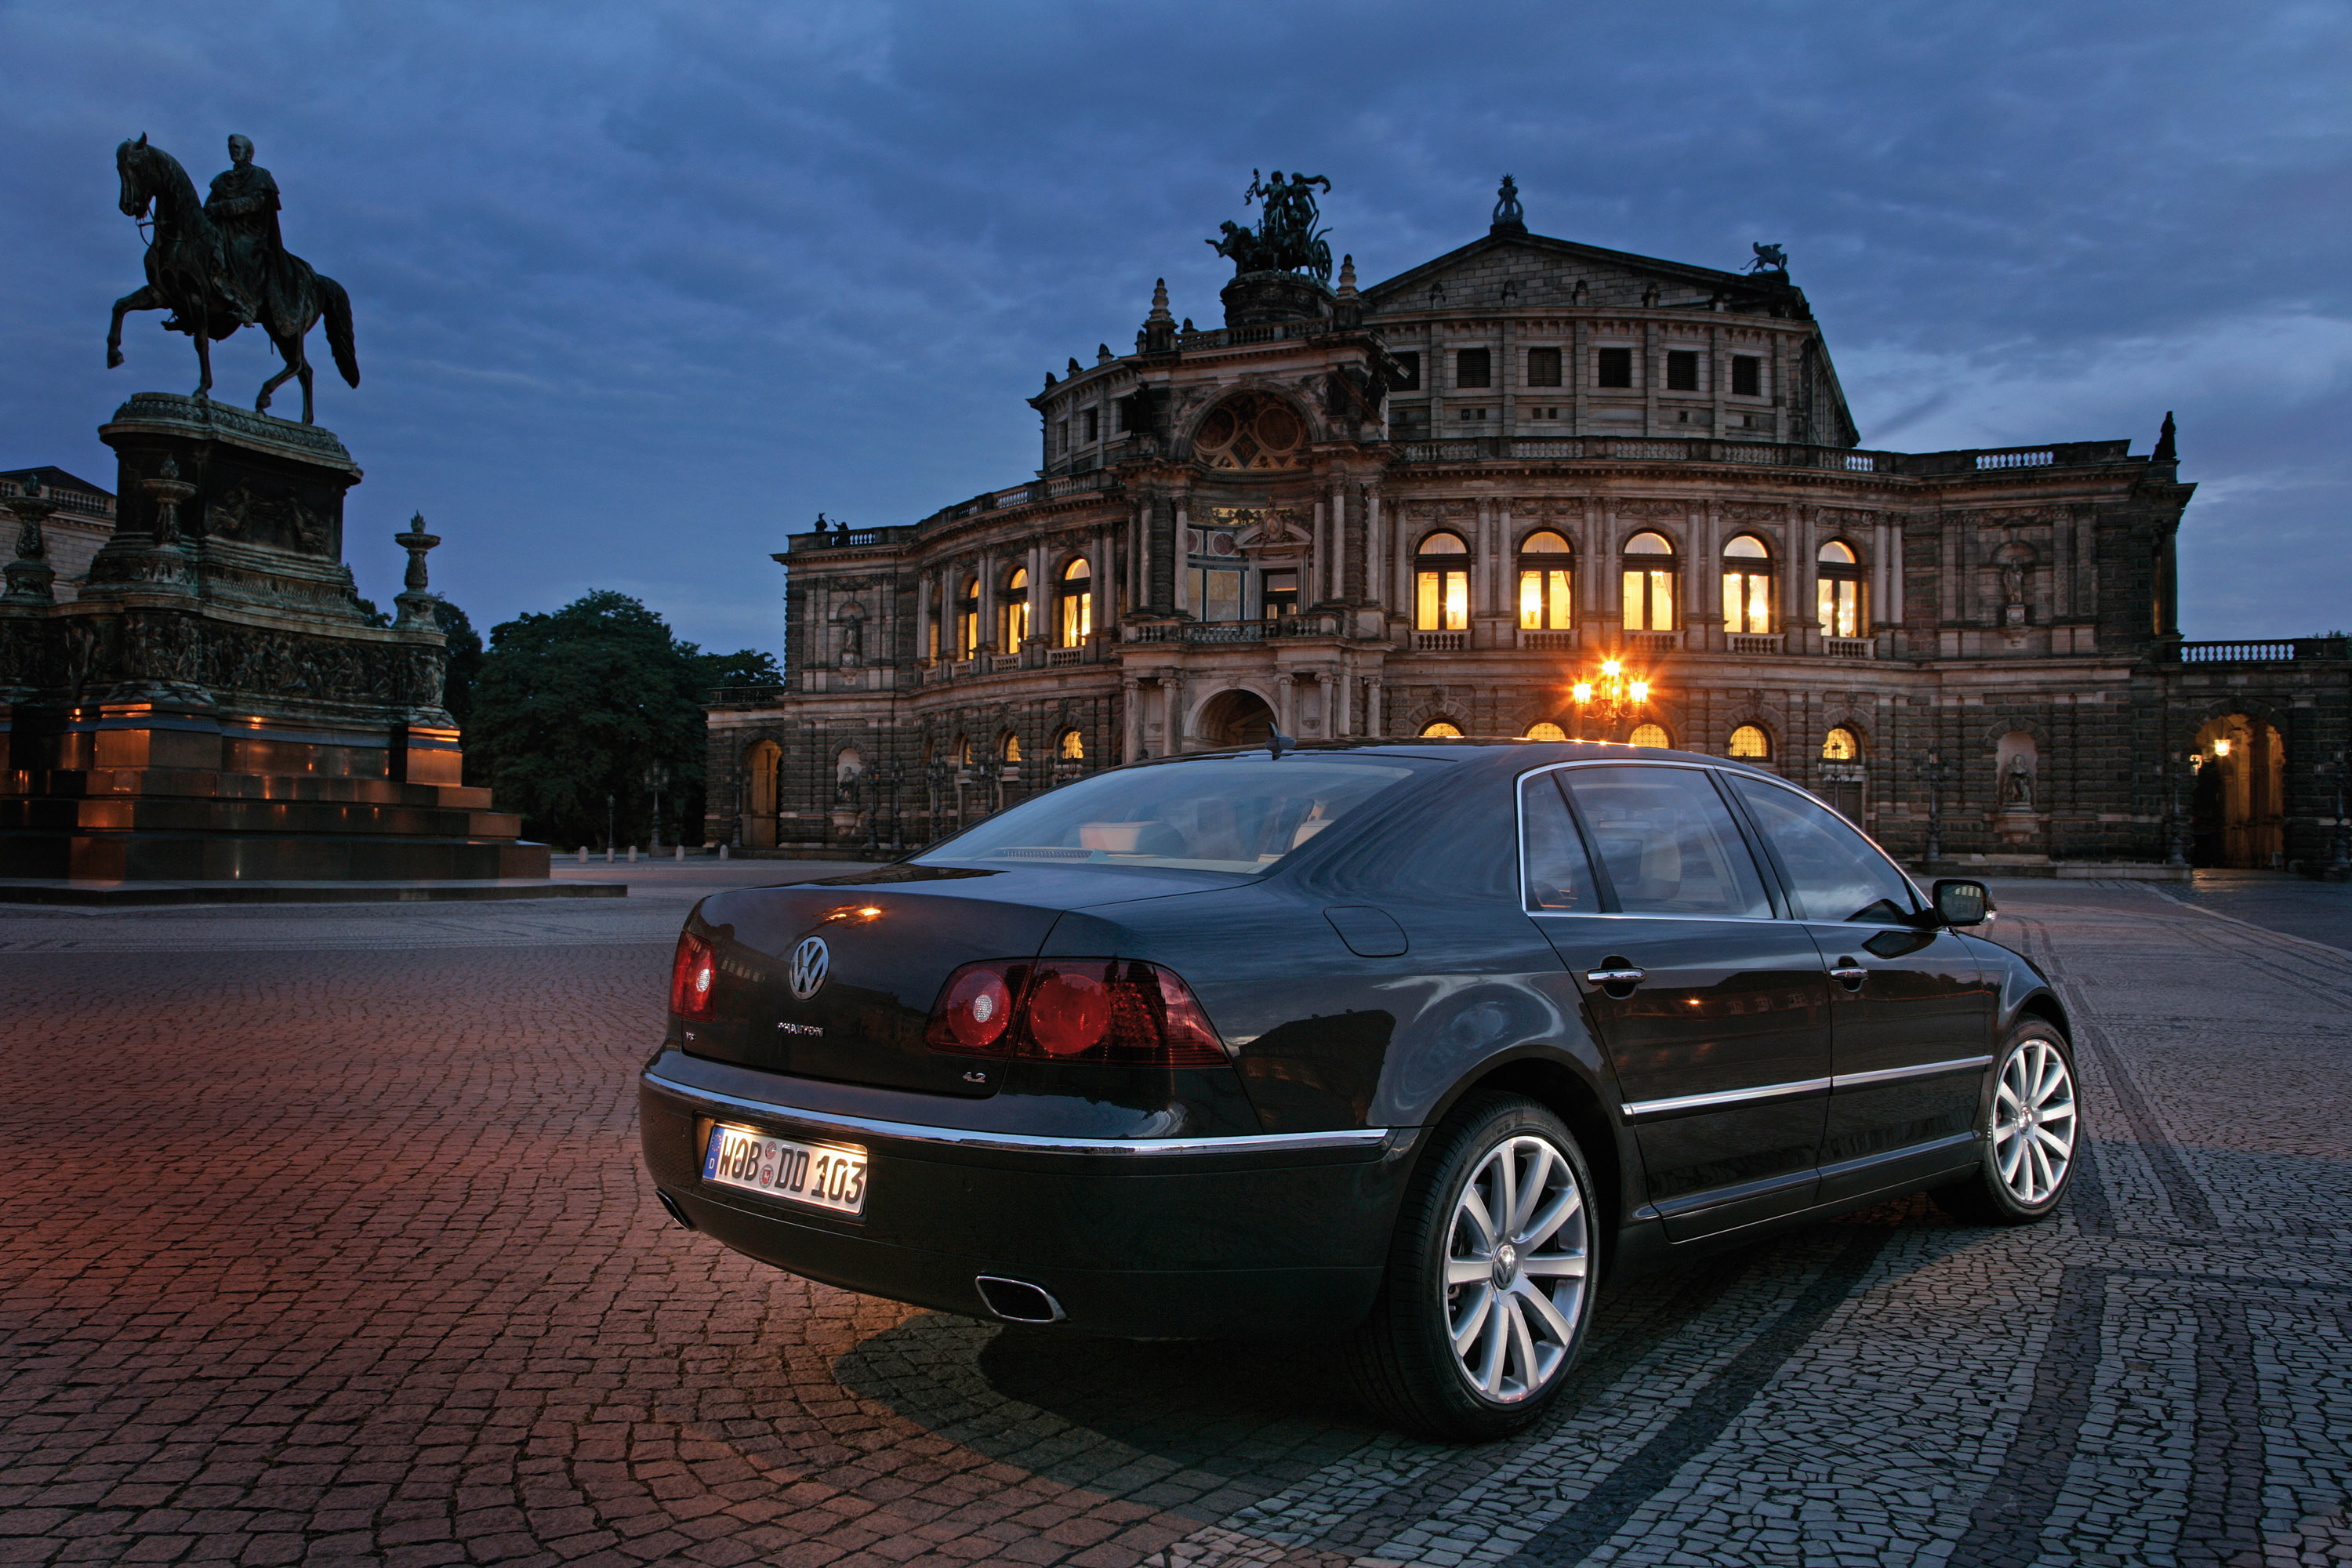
left=2034, top=1125, right=2074, bottom=1161
left=1457, top=1187, right=1497, bottom=1251
left=1521, top=1250, right=1588, bottom=1279
left=1491, top=1150, right=1519, bottom=1242
left=1476, top=1295, right=1511, bottom=1394
left=1998, top=1132, right=2027, bottom=1182
left=1521, top=1182, right=1581, bottom=1250
left=1509, top=1141, right=1552, bottom=1236
left=1446, top=1254, right=1493, bottom=1287
left=1450, top=1283, right=1494, bottom=1354
left=1502, top=1294, right=1539, bottom=1395
left=1514, top=1278, right=1576, bottom=1344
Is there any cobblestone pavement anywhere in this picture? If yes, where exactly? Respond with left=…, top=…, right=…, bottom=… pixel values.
left=1, top=880, right=2346, bottom=1566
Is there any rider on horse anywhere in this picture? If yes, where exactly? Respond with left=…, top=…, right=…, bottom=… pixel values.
left=204, top=135, right=282, bottom=326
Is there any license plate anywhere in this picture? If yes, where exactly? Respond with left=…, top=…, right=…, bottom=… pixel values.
left=701, top=1124, right=868, bottom=1218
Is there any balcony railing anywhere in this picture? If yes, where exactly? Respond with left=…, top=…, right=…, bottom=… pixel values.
left=1628, top=631, right=1680, bottom=655
left=1823, top=637, right=1875, bottom=659
left=1414, top=631, right=1468, bottom=652
left=1518, top=630, right=1577, bottom=652
left=1728, top=633, right=1784, bottom=656
left=1390, top=436, right=2133, bottom=476
left=2170, top=638, right=2350, bottom=664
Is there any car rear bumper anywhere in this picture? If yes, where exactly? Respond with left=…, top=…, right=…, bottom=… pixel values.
left=639, top=1062, right=1417, bottom=1338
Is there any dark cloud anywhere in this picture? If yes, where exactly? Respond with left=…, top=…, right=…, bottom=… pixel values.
left=3, top=0, right=2344, bottom=643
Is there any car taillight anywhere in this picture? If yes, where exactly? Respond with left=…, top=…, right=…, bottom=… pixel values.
left=924, top=958, right=1226, bottom=1067
left=670, top=931, right=717, bottom=1021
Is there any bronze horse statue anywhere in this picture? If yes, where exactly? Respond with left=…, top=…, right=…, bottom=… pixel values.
left=107, top=136, right=358, bottom=425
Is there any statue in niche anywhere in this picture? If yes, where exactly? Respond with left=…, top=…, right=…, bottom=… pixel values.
left=838, top=611, right=863, bottom=668
left=2003, top=753, right=2036, bottom=810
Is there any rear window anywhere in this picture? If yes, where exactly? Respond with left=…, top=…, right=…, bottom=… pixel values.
left=916, top=755, right=1422, bottom=875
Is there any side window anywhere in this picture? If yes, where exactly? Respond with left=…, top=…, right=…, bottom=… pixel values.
left=1729, top=775, right=1918, bottom=924
left=1562, top=766, right=1770, bottom=919
left=1520, top=773, right=1597, bottom=912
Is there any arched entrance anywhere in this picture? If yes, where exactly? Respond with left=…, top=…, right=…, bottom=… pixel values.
left=2190, top=714, right=2284, bottom=868
left=742, top=739, right=782, bottom=849
left=1196, top=688, right=1276, bottom=748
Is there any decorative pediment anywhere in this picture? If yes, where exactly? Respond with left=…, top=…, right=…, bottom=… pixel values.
left=1210, top=506, right=1312, bottom=560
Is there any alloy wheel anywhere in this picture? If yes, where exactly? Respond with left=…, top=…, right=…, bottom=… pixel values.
left=1992, top=1036, right=2077, bottom=1206
left=1441, top=1132, right=1590, bottom=1403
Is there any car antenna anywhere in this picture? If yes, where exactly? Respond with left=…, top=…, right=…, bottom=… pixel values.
left=1268, top=727, right=1296, bottom=760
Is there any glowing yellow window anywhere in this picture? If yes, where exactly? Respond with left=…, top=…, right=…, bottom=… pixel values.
left=1525, top=721, right=1568, bottom=741
left=1822, top=727, right=1857, bottom=760
left=1722, top=534, right=1773, bottom=634
left=1517, top=531, right=1573, bottom=630
left=1002, top=734, right=1022, bottom=763
left=1421, top=720, right=1465, bottom=737
left=1621, top=532, right=1676, bottom=631
left=1058, top=558, right=1092, bottom=647
left=1002, top=568, right=1030, bottom=648
left=1629, top=723, right=1670, bottom=749
left=1415, top=531, right=1471, bottom=632
left=1728, top=724, right=1771, bottom=759
left=1817, top=540, right=1865, bottom=638
left=1058, top=728, right=1083, bottom=760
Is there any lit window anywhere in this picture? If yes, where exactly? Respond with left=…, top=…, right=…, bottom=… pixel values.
left=1416, top=531, right=1471, bottom=632
left=1261, top=568, right=1298, bottom=619
left=1003, top=734, right=1022, bottom=763
left=1722, top=534, right=1773, bottom=634
left=958, top=737, right=974, bottom=766
left=1621, top=532, right=1676, bottom=632
left=1057, top=558, right=1091, bottom=647
left=1729, top=724, right=1771, bottom=759
left=1629, top=722, right=1671, bottom=749
left=1526, top=347, right=1562, bottom=387
left=1058, top=728, right=1083, bottom=760
left=1596, top=347, right=1633, bottom=388
left=1822, top=727, right=1858, bottom=761
left=1817, top=539, right=1866, bottom=638
left=1457, top=348, right=1490, bottom=388
left=1517, top=530, right=1573, bottom=630
left=1666, top=350, right=1699, bottom=391
left=1002, top=567, right=1030, bottom=648
left=1422, top=720, right=1465, bottom=738
left=954, top=576, right=979, bottom=659
left=1525, top=721, right=1568, bottom=741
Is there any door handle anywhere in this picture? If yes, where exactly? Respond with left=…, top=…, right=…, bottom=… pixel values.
left=1585, top=965, right=1646, bottom=988
left=1829, top=959, right=1867, bottom=991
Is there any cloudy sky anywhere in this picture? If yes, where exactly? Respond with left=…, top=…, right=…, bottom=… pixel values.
left=2, top=1, right=2343, bottom=652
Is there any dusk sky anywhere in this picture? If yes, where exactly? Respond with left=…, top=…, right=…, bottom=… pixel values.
left=2, top=2, right=2343, bottom=655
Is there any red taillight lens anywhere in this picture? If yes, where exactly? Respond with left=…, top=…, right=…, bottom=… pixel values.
left=925, top=961, right=1019, bottom=1053
left=924, top=958, right=1225, bottom=1067
left=670, top=931, right=717, bottom=1022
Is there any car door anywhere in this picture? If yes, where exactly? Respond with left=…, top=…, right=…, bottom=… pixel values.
left=1722, top=773, right=1991, bottom=1203
left=1523, top=764, right=1831, bottom=1242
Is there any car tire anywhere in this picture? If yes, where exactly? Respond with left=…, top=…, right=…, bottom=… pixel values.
left=1931, top=1021, right=2082, bottom=1225
left=1341, top=1092, right=1600, bottom=1441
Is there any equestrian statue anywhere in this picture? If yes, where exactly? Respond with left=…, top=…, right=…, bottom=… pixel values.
left=107, top=133, right=359, bottom=425
left=1207, top=169, right=1334, bottom=283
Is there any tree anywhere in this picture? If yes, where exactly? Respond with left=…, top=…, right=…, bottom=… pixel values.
left=434, top=599, right=485, bottom=728
left=470, top=591, right=712, bottom=849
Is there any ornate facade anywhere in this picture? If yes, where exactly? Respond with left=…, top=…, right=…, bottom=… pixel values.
left=708, top=183, right=2349, bottom=873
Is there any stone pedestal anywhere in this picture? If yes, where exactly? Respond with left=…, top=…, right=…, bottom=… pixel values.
left=1221, top=271, right=1333, bottom=327
left=0, top=394, right=549, bottom=882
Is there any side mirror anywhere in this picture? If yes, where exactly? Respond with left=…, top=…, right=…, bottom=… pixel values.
left=1931, top=878, right=1992, bottom=927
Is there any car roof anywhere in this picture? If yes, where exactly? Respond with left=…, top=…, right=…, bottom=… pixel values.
left=1154, top=737, right=1781, bottom=780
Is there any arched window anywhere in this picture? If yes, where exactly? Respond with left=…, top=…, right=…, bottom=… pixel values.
left=1057, top=558, right=1092, bottom=647
left=1002, top=567, right=1030, bottom=648
left=1822, top=727, right=1858, bottom=761
left=1728, top=724, right=1771, bottom=760
left=1421, top=720, right=1465, bottom=738
left=1817, top=540, right=1865, bottom=637
left=1621, top=532, right=1677, bottom=632
left=1629, top=722, right=1671, bottom=749
left=1517, top=531, right=1574, bottom=630
left=1722, top=534, right=1774, bottom=635
left=1058, top=728, right=1083, bottom=760
left=954, top=576, right=979, bottom=660
left=1415, top=532, right=1471, bottom=632
left=1524, top=721, right=1569, bottom=741
left=1002, top=733, right=1022, bottom=764
left=957, top=736, right=975, bottom=767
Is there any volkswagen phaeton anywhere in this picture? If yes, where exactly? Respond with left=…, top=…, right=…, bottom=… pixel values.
left=637, top=739, right=2078, bottom=1439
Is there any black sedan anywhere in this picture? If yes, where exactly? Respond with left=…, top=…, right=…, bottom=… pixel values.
left=637, top=740, right=2078, bottom=1440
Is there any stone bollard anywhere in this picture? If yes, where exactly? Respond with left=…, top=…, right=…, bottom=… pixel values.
left=628, top=846, right=637, bottom=863
left=605, top=845, right=613, bottom=863
left=577, top=846, right=587, bottom=865
left=674, top=844, right=684, bottom=861
left=719, top=844, right=728, bottom=860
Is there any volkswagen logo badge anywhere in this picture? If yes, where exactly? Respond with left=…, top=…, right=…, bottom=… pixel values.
left=787, top=936, right=829, bottom=1000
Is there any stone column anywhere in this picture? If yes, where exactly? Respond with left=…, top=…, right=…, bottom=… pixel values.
left=1308, top=500, right=1325, bottom=604
left=977, top=552, right=996, bottom=655
left=1027, top=542, right=1047, bottom=645
left=1275, top=671, right=1296, bottom=735
left=916, top=570, right=933, bottom=663
left=1164, top=670, right=1187, bottom=753
left=1334, top=660, right=1352, bottom=736
left=1091, top=527, right=1111, bottom=640
left=1174, top=502, right=1191, bottom=615
left=1121, top=677, right=1141, bottom=762
left=1367, top=677, right=1385, bottom=738
left=1890, top=519, right=1907, bottom=624
left=1366, top=482, right=1386, bottom=608
left=1330, top=479, right=1347, bottom=599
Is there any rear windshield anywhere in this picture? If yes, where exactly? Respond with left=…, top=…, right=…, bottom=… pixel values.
left=915, top=755, right=1423, bottom=875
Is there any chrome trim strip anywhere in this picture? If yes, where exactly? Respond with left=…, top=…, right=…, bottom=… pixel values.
left=1831, top=1055, right=1993, bottom=1091
left=1621, top=1076, right=1834, bottom=1119
left=1817, top=1131, right=1981, bottom=1181
left=643, top=1071, right=1393, bottom=1157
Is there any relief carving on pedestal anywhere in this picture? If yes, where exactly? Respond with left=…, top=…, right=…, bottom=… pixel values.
left=208, top=476, right=332, bottom=554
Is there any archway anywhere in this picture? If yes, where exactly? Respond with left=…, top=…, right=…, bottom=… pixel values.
left=1196, top=688, right=1276, bottom=748
left=2191, top=714, right=2284, bottom=868
left=742, top=739, right=782, bottom=849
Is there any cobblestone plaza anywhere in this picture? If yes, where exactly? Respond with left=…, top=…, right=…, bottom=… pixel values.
left=2, top=873, right=2346, bottom=1566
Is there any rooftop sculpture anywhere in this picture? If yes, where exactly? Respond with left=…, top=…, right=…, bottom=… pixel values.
left=1207, top=169, right=1334, bottom=282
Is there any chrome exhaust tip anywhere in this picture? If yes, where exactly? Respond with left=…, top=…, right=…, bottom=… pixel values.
left=655, top=1189, right=696, bottom=1231
left=975, top=1275, right=1065, bottom=1324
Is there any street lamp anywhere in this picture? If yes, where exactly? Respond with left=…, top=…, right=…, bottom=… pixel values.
left=1918, top=750, right=1950, bottom=864
left=1570, top=658, right=1653, bottom=734
left=644, top=762, right=670, bottom=850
